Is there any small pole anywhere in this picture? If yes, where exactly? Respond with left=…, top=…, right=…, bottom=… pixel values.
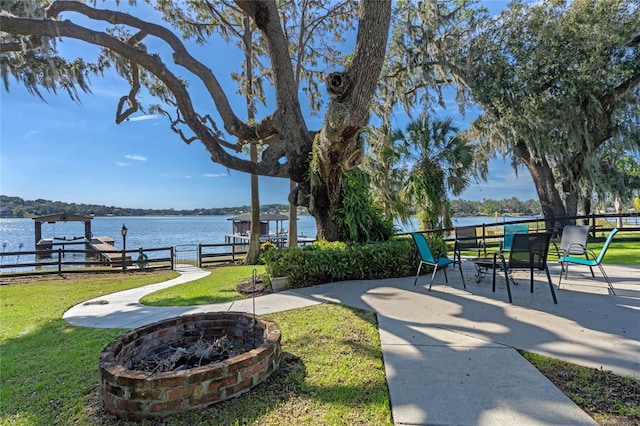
left=121, top=224, right=128, bottom=273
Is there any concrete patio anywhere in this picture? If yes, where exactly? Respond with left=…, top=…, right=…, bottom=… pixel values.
left=64, top=260, right=640, bottom=425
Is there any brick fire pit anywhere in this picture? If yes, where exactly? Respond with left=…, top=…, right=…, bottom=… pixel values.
left=98, top=312, right=282, bottom=420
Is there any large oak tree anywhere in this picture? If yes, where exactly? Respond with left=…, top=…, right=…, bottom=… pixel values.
left=0, top=0, right=390, bottom=241
left=378, top=0, right=639, bottom=229
left=465, top=0, right=640, bottom=228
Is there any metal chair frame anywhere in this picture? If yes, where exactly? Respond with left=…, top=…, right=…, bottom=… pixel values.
left=411, top=232, right=465, bottom=291
left=493, top=233, right=557, bottom=304
left=558, top=228, right=618, bottom=295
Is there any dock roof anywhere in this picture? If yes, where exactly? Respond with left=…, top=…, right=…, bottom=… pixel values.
left=228, top=213, right=289, bottom=222
left=32, top=212, right=93, bottom=223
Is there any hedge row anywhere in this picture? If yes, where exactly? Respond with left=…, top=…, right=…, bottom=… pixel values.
left=262, top=234, right=448, bottom=288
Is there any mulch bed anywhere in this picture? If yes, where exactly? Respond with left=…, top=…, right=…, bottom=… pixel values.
left=236, top=273, right=271, bottom=297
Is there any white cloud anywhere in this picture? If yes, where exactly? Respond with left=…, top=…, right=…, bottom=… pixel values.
left=125, top=154, right=148, bottom=161
left=23, top=130, right=40, bottom=139
left=185, top=175, right=193, bottom=179
left=202, top=173, right=226, bottom=178
left=115, top=161, right=129, bottom=167
left=126, top=114, right=158, bottom=122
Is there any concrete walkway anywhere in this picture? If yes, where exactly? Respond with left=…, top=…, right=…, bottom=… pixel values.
left=64, top=262, right=640, bottom=425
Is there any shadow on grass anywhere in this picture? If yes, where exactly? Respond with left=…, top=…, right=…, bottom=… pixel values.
left=0, top=319, right=126, bottom=425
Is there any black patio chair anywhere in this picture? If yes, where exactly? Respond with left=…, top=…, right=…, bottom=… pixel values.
left=493, top=233, right=557, bottom=304
left=453, top=225, right=486, bottom=264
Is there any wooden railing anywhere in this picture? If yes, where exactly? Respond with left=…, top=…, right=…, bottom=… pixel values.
left=2, top=213, right=637, bottom=278
left=0, top=246, right=174, bottom=276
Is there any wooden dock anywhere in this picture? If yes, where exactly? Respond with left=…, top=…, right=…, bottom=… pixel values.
left=89, top=237, right=131, bottom=267
left=224, top=234, right=315, bottom=247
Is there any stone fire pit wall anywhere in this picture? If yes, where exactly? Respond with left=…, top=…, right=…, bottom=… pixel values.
left=99, top=312, right=282, bottom=421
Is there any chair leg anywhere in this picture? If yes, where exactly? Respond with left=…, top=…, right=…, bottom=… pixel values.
left=428, top=265, right=439, bottom=291
left=530, top=268, right=534, bottom=293
left=501, top=261, right=513, bottom=303
left=492, top=265, right=496, bottom=293
left=443, top=266, right=449, bottom=283
left=458, top=261, right=466, bottom=289
left=413, top=261, right=423, bottom=286
left=597, top=263, right=616, bottom=295
left=544, top=265, right=558, bottom=304
left=585, top=253, right=595, bottom=277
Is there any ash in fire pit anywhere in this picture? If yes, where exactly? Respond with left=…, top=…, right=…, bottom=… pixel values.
left=99, top=312, right=281, bottom=421
left=131, top=334, right=254, bottom=373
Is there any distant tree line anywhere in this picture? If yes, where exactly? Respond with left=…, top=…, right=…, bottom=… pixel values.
left=451, top=198, right=542, bottom=217
left=1, top=195, right=542, bottom=219
left=0, top=196, right=292, bottom=218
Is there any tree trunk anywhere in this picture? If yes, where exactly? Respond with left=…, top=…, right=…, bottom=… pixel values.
left=287, top=180, right=298, bottom=247
left=581, top=190, right=592, bottom=225
left=305, top=1, right=391, bottom=241
left=246, top=164, right=262, bottom=264
left=243, top=15, right=261, bottom=265
left=614, top=198, right=624, bottom=228
left=561, top=180, right=579, bottom=225
left=515, top=142, right=567, bottom=233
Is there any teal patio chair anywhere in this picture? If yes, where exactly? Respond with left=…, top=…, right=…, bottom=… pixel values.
left=558, top=228, right=619, bottom=295
left=411, top=232, right=465, bottom=291
left=554, top=224, right=594, bottom=278
left=501, top=224, right=529, bottom=252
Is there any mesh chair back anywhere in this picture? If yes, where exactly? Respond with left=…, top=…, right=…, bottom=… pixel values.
left=509, top=233, right=552, bottom=270
left=411, top=232, right=436, bottom=263
left=594, top=228, right=619, bottom=263
left=559, top=225, right=589, bottom=255
left=454, top=226, right=479, bottom=250
left=503, top=224, right=529, bottom=252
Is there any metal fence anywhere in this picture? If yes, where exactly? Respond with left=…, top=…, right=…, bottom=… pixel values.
left=2, top=212, right=638, bottom=278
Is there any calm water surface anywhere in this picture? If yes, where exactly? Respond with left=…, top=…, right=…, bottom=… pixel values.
left=0, top=214, right=535, bottom=252
left=0, top=214, right=536, bottom=272
left=0, top=215, right=319, bottom=252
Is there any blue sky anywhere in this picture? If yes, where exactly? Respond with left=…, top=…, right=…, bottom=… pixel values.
left=0, top=1, right=537, bottom=210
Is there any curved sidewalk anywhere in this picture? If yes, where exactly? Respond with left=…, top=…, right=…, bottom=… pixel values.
left=64, top=263, right=640, bottom=425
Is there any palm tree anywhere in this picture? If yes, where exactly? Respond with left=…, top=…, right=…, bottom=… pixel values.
left=388, top=115, right=473, bottom=230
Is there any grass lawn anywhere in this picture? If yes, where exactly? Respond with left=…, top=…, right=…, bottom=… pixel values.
left=1, top=262, right=638, bottom=425
left=141, top=265, right=266, bottom=306
left=0, top=269, right=391, bottom=425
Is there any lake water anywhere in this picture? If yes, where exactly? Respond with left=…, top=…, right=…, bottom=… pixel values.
left=0, top=214, right=535, bottom=253
left=0, top=214, right=538, bottom=272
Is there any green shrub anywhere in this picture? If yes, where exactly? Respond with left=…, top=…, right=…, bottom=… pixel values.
left=263, top=233, right=449, bottom=288
left=333, top=169, right=397, bottom=243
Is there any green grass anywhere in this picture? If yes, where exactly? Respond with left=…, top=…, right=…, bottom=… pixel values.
left=2, top=260, right=638, bottom=425
left=179, top=304, right=392, bottom=426
left=586, top=240, right=639, bottom=266
left=0, top=271, right=178, bottom=340
left=0, top=271, right=178, bottom=425
left=521, top=351, right=640, bottom=423
left=0, top=270, right=391, bottom=425
left=141, top=264, right=265, bottom=306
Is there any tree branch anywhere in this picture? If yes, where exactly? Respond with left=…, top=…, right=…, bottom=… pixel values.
left=0, top=13, right=287, bottom=177
left=45, top=0, right=279, bottom=141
